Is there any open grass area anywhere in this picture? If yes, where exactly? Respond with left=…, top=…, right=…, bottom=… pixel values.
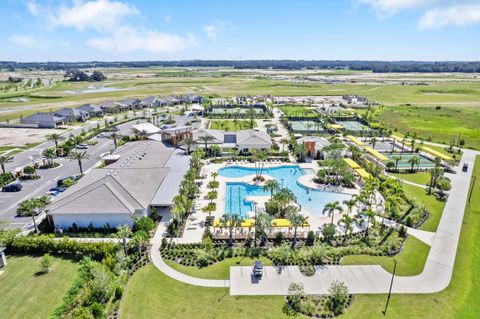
left=340, top=236, right=430, bottom=276
left=165, top=256, right=272, bottom=280
left=209, top=120, right=256, bottom=131
left=390, top=172, right=431, bottom=186
left=376, top=105, right=480, bottom=149
left=401, top=183, right=445, bottom=232
left=277, top=105, right=318, bottom=117
left=122, top=156, right=479, bottom=318
left=122, top=264, right=290, bottom=319
left=0, top=255, right=78, bottom=319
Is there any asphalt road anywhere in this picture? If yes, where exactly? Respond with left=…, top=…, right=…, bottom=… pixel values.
left=0, top=118, right=146, bottom=228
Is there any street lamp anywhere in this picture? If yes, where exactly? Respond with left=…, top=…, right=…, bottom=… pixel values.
left=383, top=259, right=397, bottom=315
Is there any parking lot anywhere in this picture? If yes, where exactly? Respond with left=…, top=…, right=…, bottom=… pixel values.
left=0, top=119, right=146, bottom=228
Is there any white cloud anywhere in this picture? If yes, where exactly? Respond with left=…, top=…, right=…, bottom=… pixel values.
left=86, top=27, right=195, bottom=53
left=27, top=0, right=38, bottom=16
left=47, top=0, right=139, bottom=32
left=356, top=0, right=434, bottom=16
left=419, top=3, right=480, bottom=29
left=9, top=34, right=36, bottom=47
left=203, top=25, right=217, bottom=41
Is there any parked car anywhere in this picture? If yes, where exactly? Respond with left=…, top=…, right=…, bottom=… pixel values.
left=96, top=133, right=107, bottom=138
left=57, top=175, right=80, bottom=187
left=2, top=183, right=22, bottom=192
left=253, top=261, right=264, bottom=278
left=46, top=190, right=61, bottom=197
left=76, top=144, right=89, bottom=149
left=462, top=163, right=469, bottom=172
left=49, top=186, right=67, bottom=193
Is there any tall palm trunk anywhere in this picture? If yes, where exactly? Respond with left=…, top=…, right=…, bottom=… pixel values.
left=78, top=160, right=83, bottom=175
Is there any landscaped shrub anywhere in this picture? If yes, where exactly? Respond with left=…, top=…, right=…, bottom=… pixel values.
left=134, top=216, right=156, bottom=233
left=0, top=172, right=14, bottom=187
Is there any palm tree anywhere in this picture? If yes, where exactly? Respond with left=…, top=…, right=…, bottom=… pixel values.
left=285, top=206, right=306, bottom=247
left=109, top=132, right=120, bottom=149
left=428, top=166, right=444, bottom=194
left=197, top=135, right=215, bottom=154
left=116, top=224, right=132, bottom=255
left=323, top=201, right=343, bottom=226
left=280, top=138, right=289, bottom=152
left=180, top=137, right=195, bottom=155
left=211, top=172, right=219, bottom=181
left=338, top=215, right=354, bottom=241
left=255, top=212, right=273, bottom=246
left=47, top=133, right=65, bottom=156
left=392, top=155, right=402, bottom=171
left=364, top=208, right=376, bottom=237
left=343, top=198, right=356, bottom=216
left=274, top=188, right=296, bottom=216
left=68, top=151, right=90, bottom=175
left=263, top=180, right=279, bottom=199
left=132, top=230, right=149, bottom=256
left=220, top=214, right=243, bottom=246
left=246, top=108, right=256, bottom=129
left=0, top=155, right=14, bottom=174
left=42, top=148, right=56, bottom=166
left=407, top=155, right=420, bottom=172
left=370, top=137, right=377, bottom=149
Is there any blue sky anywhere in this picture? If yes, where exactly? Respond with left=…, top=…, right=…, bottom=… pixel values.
left=1, top=0, right=479, bottom=62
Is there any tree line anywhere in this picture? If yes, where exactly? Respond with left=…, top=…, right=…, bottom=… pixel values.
left=1, top=60, right=480, bottom=73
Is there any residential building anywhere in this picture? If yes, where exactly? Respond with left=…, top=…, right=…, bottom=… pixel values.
left=163, top=96, right=181, bottom=105
left=20, top=112, right=65, bottom=128
left=118, top=98, right=141, bottom=110
left=54, top=108, right=89, bottom=122
left=342, top=95, right=368, bottom=104
left=77, top=104, right=104, bottom=117
left=140, top=96, right=166, bottom=108
left=99, top=101, right=119, bottom=113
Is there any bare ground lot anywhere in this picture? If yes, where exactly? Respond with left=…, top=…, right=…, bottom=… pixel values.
left=0, top=127, right=64, bottom=147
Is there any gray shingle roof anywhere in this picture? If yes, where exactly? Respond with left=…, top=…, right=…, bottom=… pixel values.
left=22, top=112, right=64, bottom=123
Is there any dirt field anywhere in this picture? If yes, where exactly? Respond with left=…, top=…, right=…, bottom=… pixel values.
left=0, top=127, right=63, bottom=147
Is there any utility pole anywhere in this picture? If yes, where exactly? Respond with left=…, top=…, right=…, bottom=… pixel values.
left=383, top=259, right=397, bottom=316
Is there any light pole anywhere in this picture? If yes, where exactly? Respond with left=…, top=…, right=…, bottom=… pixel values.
left=383, top=259, right=397, bottom=315
left=254, top=203, right=257, bottom=248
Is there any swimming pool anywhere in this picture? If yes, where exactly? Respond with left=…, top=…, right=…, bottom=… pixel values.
left=219, top=165, right=351, bottom=218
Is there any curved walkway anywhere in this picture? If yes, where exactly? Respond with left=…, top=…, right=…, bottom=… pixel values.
left=150, top=221, right=229, bottom=288
left=386, top=173, right=428, bottom=189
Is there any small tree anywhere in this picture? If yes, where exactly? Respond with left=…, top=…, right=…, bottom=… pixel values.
left=116, top=224, right=132, bottom=255
left=285, top=282, right=305, bottom=314
left=325, top=281, right=350, bottom=315
left=40, top=253, right=52, bottom=273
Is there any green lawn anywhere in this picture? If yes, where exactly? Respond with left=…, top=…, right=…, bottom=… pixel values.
left=0, top=255, right=78, bottom=319
left=390, top=172, right=431, bottom=186
left=209, top=120, right=256, bottom=131
left=122, top=264, right=290, bottom=319
left=165, top=256, right=272, bottom=280
left=376, top=105, right=480, bottom=149
left=122, top=155, right=480, bottom=319
left=341, top=236, right=430, bottom=276
left=401, top=183, right=446, bottom=232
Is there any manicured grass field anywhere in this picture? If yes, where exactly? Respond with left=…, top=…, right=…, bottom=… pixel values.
left=209, top=120, right=256, bottom=131
left=165, top=256, right=272, bottom=280
left=122, top=264, right=290, bottom=319
left=401, top=183, right=445, bottom=232
left=377, top=105, right=480, bottom=149
left=340, top=236, right=430, bottom=276
left=390, top=172, right=431, bottom=186
left=0, top=255, right=78, bottom=319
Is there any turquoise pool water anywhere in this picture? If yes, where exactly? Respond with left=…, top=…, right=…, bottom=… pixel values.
left=219, top=165, right=351, bottom=218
